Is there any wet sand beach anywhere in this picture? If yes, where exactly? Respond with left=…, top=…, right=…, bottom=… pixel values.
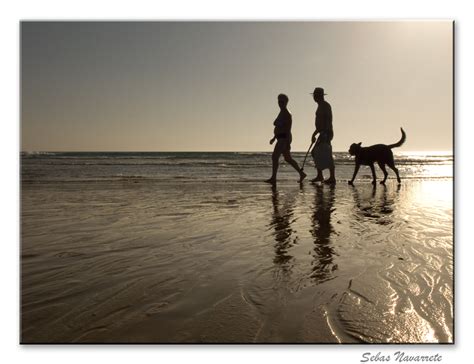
left=21, top=171, right=453, bottom=343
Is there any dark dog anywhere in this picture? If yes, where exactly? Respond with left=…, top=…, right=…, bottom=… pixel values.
left=348, top=128, right=406, bottom=185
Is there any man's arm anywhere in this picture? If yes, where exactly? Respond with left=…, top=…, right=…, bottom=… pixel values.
left=327, top=104, right=333, bottom=130
left=314, top=103, right=332, bottom=142
left=311, top=129, right=318, bottom=143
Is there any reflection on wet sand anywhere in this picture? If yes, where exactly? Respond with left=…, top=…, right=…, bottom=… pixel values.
left=310, top=185, right=337, bottom=283
left=268, top=184, right=339, bottom=284
left=269, top=185, right=297, bottom=273
left=351, top=184, right=400, bottom=225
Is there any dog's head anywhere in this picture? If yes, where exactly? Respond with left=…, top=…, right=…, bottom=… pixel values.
left=348, top=142, right=362, bottom=156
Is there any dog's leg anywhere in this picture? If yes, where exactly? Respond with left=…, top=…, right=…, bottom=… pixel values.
left=348, top=163, right=360, bottom=185
left=378, top=162, right=388, bottom=185
left=387, top=162, right=401, bottom=184
left=370, top=163, right=377, bottom=185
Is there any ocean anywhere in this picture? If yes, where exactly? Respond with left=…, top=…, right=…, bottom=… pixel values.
left=21, top=151, right=453, bottom=183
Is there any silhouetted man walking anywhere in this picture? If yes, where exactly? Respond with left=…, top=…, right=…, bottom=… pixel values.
left=310, top=87, right=336, bottom=184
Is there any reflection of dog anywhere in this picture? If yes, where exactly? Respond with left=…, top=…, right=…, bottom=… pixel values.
left=348, top=128, right=406, bottom=185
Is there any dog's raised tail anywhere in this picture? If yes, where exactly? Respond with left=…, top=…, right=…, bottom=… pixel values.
left=389, top=127, right=406, bottom=149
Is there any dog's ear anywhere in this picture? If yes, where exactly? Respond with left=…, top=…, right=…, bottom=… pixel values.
left=358, top=142, right=362, bottom=146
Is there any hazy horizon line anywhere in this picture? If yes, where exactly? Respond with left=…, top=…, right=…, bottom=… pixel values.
left=21, top=149, right=453, bottom=154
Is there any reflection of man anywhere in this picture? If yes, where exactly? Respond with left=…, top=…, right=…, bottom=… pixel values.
left=310, top=186, right=336, bottom=283
left=310, top=87, right=336, bottom=184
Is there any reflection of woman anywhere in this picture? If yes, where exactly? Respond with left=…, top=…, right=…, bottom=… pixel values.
left=265, top=94, right=306, bottom=184
left=310, top=186, right=337, bottom=283
left=269, top=186, right=296, bottom=271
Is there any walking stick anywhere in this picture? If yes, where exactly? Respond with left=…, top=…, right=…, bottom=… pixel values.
left=300, top=140, right=315, bottom=172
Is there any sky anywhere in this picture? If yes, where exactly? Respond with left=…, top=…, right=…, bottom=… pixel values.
left=21, top=21, right=453, bottom=152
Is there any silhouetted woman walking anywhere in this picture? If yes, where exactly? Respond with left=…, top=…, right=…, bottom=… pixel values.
left=265, top=94, right=306, bottom=184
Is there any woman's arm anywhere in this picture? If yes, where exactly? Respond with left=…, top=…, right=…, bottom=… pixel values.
left=282, top=113, right=292, bottom=135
